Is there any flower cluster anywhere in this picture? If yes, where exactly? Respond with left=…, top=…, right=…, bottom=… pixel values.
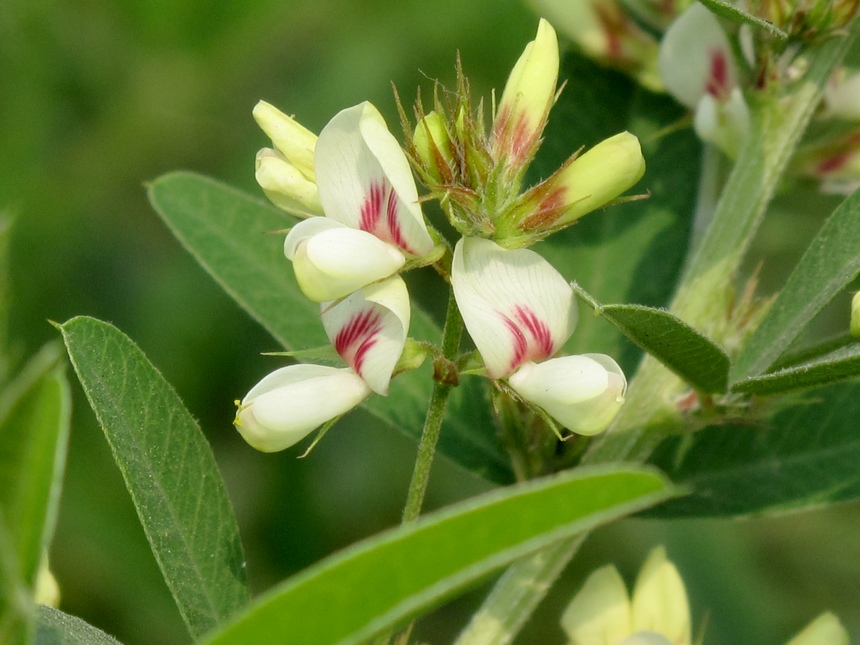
left=236, top=19, right=645, bottom=453
left=236, top=102, right=434, bottom=451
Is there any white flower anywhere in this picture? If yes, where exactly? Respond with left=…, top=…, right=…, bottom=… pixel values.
left=659, top=3, right=749, bottom=157
left=452, top=237, right=626, bottom=435
left=285, top=102, right=434, bottom=302
left=321, top=276, right=410, bottom=396
left=236, top=276, right=410, bottom=452
left=235, top=365, right=371, bottom=452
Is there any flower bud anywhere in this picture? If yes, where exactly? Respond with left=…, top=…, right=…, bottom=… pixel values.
left=508, top=353, right=626, bottom=435
left=494, top=18, right=559, bottom=166
left=631, top=546, right=691, bottom=645
left=255, top=148, right=322, bottom=215
left=235, top=364, right=371, bottom=452
left=561, top=565, right=633, bottom=645
left=852, top=292, right=860, bottom=338
left=693, top=88, right=750, bottom=158
left=253, top=100, right=317, bottom=181
left=521, top=132, right=644, bottom=233
left=413, top=111, right=454, bottom=184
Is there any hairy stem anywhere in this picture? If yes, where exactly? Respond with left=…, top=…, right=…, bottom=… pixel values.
left=401, top=287, right=464, bottom=524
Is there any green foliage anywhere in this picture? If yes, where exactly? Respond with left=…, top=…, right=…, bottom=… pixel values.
left=732, top=341, right=860, bottom=395
left=202, top=466, right=673, bottom=645
left=0, top=344, right=70, bottom=644
left=732, top=188, right=860, bottom=382
left=698, top=0, right=789, bottom=42
left=648, top=381, right=860, bottom=517
left=35, top=606, right=123, bottom=645
left=59, top=316, right=249, bottom=640
left=574, top=286, right=730, bottom=393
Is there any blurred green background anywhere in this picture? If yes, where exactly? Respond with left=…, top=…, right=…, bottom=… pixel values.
left=2, top=0, right=859, bottom=643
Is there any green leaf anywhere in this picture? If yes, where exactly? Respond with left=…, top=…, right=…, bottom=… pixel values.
left=35, top=606, right=123, bottom=645
left=647, top=381, right=860, bottom=517
left=574, top=286, right=729, bottom=393
left=732, top=342, right=860, bottom=395
left=731, top=188, right=860, bottom=382
left=58, top=316, right=249, bottom=640
left=0, top=344, right=71, bottom=645
left=698, top=0, right=789, bottom=43
left=148, top=172, right=513, bottom=483
left=533, top=53, right=702, bottom=375
left=202, top=466, right=673, bottom=645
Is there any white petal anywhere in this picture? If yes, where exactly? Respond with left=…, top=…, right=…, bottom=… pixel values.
left=315, top=102, right=434, bottom=257
left=825, top=69, right=860, bottom=120
left=561, top=564, right=633, bottom=645
left=659, top=3, right=737, bottom=108
left=284, top=218, right=406, bottom=302
left=235, top=365, right=371, bottom=452
left=693, top=88, right=750, bottom=158
left=630, top=546, right=692, bottom=645
left=452, top=237, right=576, bottom=378
left=620, top=633, right=674, bottom=645
left=321, top=276, right=410, bottom=395
left=508, top=354, right=626, bottom=435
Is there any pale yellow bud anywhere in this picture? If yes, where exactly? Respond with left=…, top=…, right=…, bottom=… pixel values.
left=630, top=546, right=691, bottom=645
left=253, top=100, right=317, bottom=181
left=561, top=565, right=633, bottom=645
left=255, top=148, right=322, bottom=215
left=550, top=131, right=645, bottom=226
left=413, top=111, right=454, bottom=183
left=785, top=612, right=849, bottom=645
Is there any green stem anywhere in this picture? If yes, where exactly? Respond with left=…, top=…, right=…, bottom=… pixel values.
left=400, top=288, right=464, bottom=524
left=454, top=20, right=860, bottom=643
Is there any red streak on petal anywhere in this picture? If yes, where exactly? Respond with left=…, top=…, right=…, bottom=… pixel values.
left=499, top=305, right=555, bottom=375
left=359, top=178, right=415, bottom=255
left=818, top=153, right=850, bottom=173
left=705, top=49, right=730, bottom=100
left=334, top=308, right=384, bottom=375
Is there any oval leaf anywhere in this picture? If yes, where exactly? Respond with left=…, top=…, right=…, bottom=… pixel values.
left=0, top=344, right=70, bottom=644
left=36, top=606, right=123, bottom=645
left=732, top=341, right=860, bottom=395
left=59, top=316, right=249, bottom=639
left=148, top=172, right=513, bottom=483
left=202, top=466, right=673, bottom=645
left=574, top=285, right=729, bottom=393
left=648, top=381, right=860, bottom=517
left=731, top=187, right=860, bottom=382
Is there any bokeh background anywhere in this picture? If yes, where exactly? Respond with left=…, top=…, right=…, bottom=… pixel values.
left=3, top=0, right=859, bottom=643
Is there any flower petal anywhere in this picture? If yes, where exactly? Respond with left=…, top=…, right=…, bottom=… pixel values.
left=255, top=148, right=322, bottom=215
left=507, top=354, right=626, bottom=435
left=630, top=546, right=692, bottom=645
left=786, top=612, right=849, bottom=645
left=659, top=3, right=737, bottom=108
left=452, top=237, right=576, bottom=378
left=314, top=102, right=434, bottom=257
left=253, top=100, right=317, bottom=181
left=284, top=218, right=406, bottom=302
left=693, top=88, right=749, bottom=158
left=494, top=18, right=559, bottom=164
left=561, top=564, right=633, bottom=645
left=235, top=364, right=371, bottom=452
left=321, top=276, right=410, bottom=395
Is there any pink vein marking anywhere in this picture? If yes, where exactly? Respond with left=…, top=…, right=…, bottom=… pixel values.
left=500, top=305, right=555, bottom=374
left=334, top=308, right=384, bottom=376
left=705, top=49, right=730, bottom=100
left=359, top=178, right=412, bottom=254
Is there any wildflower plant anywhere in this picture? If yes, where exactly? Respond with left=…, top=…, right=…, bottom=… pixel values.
left=15, top=2, right=860, bottom=643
